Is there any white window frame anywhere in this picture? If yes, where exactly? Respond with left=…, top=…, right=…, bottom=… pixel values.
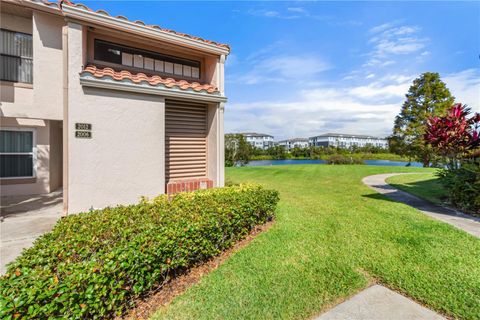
left=0, top=127, right=37, bottom=179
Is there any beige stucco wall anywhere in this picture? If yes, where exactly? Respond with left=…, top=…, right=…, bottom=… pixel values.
left=32, top=11, right=64, bottom=119
left=0, top=12, right=32, bottom=34
left=206, top=103, right=225, bottom=187
left=67, top=22, right=166, bottom=213
left=1, top=7, right=227, bottom=205
left=0, top=12, right=63, bottom=120
left=207, top=104, right=218, bottom=185
left=0, top=117, right=63, bottom=196
left=49, top=120, right=63, bottom=191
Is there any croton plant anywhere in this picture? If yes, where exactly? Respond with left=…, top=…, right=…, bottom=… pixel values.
left=425, top=103, right=480, bottom=167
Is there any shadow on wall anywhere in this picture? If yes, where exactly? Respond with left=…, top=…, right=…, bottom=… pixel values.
left=0, top=84, right=15, bottom=103
left=36, top=144, right=50, bottom=192
left=36, top=13, right=63, bottom=50
left=82, top=86, right=166, bottom=103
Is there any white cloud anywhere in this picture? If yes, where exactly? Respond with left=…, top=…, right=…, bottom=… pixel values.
left=375, top=38, right=426, bottom=55
left=247, top=8, right=299, bottom=19
left=244, top=7, right=362, bottom=26
left=287, top=7, right=307, bottom=14
left=444, top=69, right=480, bottom=112
left=349, top=82, right=410, bottom=100
left=260, top=55, right=330, bottom=78
left=365, top=23, right=428, bottom=67
left=369, top=21, right=398, bottom=33
left=226, top=75, right=413, bottom=139
left=228, top=54, right=331, bottom=85
left=389, top=26, right=419, bottom=36
left=226, top=69, right=480, bottom=140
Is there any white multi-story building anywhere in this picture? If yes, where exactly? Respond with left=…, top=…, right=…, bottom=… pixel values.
left=277, top=138, right=309, bottom=151
left=241, top=133, right=274, bottom=150
left=309, top=133, right=388, bottom=149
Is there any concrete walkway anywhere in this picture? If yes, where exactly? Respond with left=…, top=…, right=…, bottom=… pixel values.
left=1, top=190, right=64, bottom=274
left=362, top=173, right=480, bottom=238
left=316, top=173, right=479, bottom=320
left=316, top=285, right=444, bottom=320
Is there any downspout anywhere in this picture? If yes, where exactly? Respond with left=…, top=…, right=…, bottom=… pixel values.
left=62, top=24, right=69, bottom=215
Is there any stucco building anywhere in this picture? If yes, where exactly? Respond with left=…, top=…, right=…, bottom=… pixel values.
left=277, top=138, right=309, bottom=151
left=0, top=0, right=229, bottom=213
left=309, top=133, right=388, bottom=149
left=241, top=133, right=274, bottom=150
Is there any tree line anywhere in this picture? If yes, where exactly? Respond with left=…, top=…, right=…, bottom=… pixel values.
left=225, top=136, right=393, bottom=167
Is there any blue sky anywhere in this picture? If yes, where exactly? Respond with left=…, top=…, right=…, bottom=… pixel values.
left=86, top=1, right=479, bottom=140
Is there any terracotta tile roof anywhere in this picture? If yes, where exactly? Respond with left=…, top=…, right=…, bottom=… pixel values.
left=80, top=65, right=220, bottom=94
left=24, top=1, right=230, bottom=51
left=59, top=0, right=230, bottom=51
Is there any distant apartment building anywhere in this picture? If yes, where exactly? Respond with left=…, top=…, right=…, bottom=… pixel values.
left=309, top=133, right=388, bottom=149
left=277, top=138, right=309, bottom=151
left=241, top=133, right=274, bottom=150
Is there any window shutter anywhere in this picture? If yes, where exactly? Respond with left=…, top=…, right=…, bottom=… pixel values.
left=165, top=101, right=207, bottom=181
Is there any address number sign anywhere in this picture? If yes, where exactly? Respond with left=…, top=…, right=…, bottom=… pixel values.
left=75, top=123, right=92, bottom=139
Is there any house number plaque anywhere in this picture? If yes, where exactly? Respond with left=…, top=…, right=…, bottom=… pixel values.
left=75, top=123, right=92, bottom=130
left=75, top=123, right=92, bottom=139
left=75, top=130, right=92, bottom=139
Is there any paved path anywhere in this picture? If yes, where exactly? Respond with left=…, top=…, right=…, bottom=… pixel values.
left=316, top=285, right=444, bottom=320
left=1, top=191, right=64, bottom=274
left=362, top=173, right=480, bottom=238
left=317, top=173, right=479, bottom=320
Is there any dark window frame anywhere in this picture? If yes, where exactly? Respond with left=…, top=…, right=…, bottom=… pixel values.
left=0, top=28, right=33, bottom=84
left=0, top=128, right=36, bottom=179
left=93, top=39, right=201, bottom=79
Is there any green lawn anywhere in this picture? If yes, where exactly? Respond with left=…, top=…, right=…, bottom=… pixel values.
left=153, top=165, right=480, bottom=320
left=386, top=172, right=448, bottom=206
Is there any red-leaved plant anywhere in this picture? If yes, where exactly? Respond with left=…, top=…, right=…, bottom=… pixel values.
left=425, top=103, right=480, bottom=169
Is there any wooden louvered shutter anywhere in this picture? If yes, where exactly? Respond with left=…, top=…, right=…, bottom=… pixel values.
left=165, top=100, right=208, bottom=181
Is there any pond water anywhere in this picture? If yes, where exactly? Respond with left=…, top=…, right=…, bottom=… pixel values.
left=246, top=159, right=424, bottom=167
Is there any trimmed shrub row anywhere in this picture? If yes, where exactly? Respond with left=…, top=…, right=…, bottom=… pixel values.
left=0, top=184, right=279, bottom=319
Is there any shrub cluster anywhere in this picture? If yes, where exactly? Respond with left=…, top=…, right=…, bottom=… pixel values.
left=437, top=162, right=480, bottom=215
left=325, top=154, right=364, bottom=165
left=0, top=184, right=279, bottom=319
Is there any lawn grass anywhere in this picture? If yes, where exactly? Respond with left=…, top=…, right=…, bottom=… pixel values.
left=152, top=165, right=480, bottom=320
left=386, top=172, right=448, bottom=206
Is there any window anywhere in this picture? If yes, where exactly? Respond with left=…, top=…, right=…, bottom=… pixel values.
left=0, top=129, right=36, bottom=178
left=94, top=39, right=201, bottom=79
left=0, top=29, right=33, bottom=83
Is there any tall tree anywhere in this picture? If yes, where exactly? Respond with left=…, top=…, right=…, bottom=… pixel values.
left=225, top=134, right=252, bottom=167
left=391, top=72, right=454, bottom=166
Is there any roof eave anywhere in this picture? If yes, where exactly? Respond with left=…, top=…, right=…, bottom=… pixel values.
left=79, top=75, right=228, bottom=103
left=62, top=5, right=230, bottom=56
left=3, top=0, right=63, bottom=16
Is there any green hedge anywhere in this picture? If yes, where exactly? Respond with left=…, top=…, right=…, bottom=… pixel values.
left=0, top=184, right=279, bottom=319
left=438, top=163, right=480, bottom=215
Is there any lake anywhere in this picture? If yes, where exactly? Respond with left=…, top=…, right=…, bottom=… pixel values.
left=246, top=159, right=424, bottom=167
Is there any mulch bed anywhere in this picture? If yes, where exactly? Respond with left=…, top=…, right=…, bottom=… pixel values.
left=122, top=220, right=275, bottom=320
